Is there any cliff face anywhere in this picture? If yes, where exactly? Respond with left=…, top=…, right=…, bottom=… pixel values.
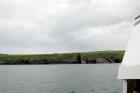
left=0, top=57, right=123, bottom=64
left=84, top=56, right=122, bottom=64
left=0, top=50, right=124, bottom=64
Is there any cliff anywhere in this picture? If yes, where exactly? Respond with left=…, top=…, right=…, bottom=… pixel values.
left=0, top=50, right=124, bottom=64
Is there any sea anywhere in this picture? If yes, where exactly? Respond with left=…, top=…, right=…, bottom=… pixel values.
left=0, top=64, right=123, bottom=93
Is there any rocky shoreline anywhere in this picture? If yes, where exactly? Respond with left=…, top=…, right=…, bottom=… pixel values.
left=0, top=56, right=122, bottom=65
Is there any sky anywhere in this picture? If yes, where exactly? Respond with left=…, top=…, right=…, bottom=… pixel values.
left=0, top=0, right=139, bottom=54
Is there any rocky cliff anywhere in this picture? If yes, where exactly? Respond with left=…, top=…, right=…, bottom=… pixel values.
left=0, top=50, right=124, bottom=64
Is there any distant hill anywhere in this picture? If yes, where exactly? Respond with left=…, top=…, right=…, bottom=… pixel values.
left=0, top=50, right=125, bottom=64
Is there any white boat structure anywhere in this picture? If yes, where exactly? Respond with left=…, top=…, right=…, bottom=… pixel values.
left=118, top=15, right=140, bottom=93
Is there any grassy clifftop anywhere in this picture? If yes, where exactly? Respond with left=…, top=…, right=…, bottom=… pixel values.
left=0, top=50, right=125, bottom=64
left=81, top=50, right=124, bottom=60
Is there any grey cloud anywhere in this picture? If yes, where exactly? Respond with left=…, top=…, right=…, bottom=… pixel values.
left=0, top=0, right=139, bottom=54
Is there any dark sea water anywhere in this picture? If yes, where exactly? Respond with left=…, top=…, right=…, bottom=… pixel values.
left=0, top=64, right=123, bottom=93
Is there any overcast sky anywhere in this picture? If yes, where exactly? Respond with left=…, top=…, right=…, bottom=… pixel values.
left=0, top=0, right=139, bottom=54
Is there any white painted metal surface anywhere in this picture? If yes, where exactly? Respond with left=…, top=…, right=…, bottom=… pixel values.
left=123, top=80, right=127, bottom=93
left=118, top=15, right=140, bottom=79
